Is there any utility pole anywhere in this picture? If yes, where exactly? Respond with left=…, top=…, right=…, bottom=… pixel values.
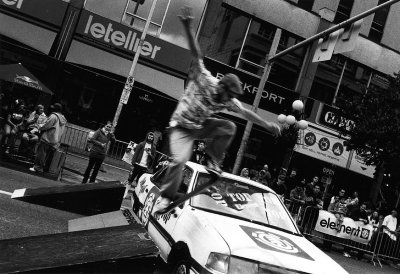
left=233, top=29, right=281, bottom=175
left=112, top=0, right=158, bottom=130
left=232, top=0, right=400, bottom=174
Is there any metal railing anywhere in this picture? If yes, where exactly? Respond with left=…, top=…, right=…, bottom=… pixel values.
left=61, top=124, right=169, bottom=171
left=288, top=204, right=400, bottom=267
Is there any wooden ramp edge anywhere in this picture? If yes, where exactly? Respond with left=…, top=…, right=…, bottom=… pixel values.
left=0, top=224, right=159, bottom=273
left=11, top=181, right=125, bottom=215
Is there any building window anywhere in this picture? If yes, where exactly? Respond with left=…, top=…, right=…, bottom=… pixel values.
left=368, top=0, right=390, bottom=43
left=121, top=0, right=171, bottom=37
left=198, top=6, right=250, bottom=67
left=334, top=0, right=354, bottom=23
left=297, top=0, right=314, bottom=12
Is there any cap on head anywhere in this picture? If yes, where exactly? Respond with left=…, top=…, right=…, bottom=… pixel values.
left=219, top=73, right=243, bottom=96
left=53, top=103, right=62, bottom=112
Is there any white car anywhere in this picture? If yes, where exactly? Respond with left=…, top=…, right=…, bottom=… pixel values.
left=132, top=162, right=348, bottom=274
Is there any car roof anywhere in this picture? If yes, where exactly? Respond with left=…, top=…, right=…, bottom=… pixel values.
left=186, top=161, right=276, bottom=194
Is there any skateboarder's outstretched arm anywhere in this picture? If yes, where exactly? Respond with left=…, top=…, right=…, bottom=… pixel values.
left=230, top=98, right=281, bottom=137
left=178, top=6, right=202, bottom=61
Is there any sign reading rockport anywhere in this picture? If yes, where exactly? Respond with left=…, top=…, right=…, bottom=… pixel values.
left=314, top=210, right=373, bottom=244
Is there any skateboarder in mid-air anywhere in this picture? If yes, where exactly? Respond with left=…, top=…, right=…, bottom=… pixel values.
left=153, top=6, right=281, bottom=213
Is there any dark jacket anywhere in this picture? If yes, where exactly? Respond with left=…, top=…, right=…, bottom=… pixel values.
left=89, top=128, right=115, bottom=159
left=131, top=136, right=156, bottom=169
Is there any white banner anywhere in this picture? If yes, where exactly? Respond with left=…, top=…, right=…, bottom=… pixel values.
left=314, top=210, right=374, bottom=244
left=294, top=128, right=350, bottom=168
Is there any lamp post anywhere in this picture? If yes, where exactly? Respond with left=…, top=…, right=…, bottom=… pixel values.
left=276, top=99, right=308, bottom=176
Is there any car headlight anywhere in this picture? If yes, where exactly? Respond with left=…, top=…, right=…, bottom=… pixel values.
left=229, top=256, right=258, bottom=274
left=205, top=253, right=258, bottom=274
left=205, top=253, right=229, bottom=274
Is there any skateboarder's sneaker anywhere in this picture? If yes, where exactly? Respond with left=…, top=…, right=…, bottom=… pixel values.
left=206, top=159, right=222, bottom=175
left=153, top=197, right=171, bottom=214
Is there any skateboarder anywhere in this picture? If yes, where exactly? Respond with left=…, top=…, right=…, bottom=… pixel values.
left=153, top=6, right=281, bottom=213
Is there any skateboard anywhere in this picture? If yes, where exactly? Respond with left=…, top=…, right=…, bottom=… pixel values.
left=154, top=169, right=220, bottom=215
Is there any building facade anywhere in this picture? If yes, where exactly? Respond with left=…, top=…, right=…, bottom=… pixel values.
left=1, top=0, right=400, bottom=203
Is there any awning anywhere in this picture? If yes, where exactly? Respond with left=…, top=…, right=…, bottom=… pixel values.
left=0, top=63, right=53, bottom=95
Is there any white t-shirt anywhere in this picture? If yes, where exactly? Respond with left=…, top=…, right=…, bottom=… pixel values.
left=138, top=143, right=152, bottom=168
left=383, top=215, right=398, bottom=240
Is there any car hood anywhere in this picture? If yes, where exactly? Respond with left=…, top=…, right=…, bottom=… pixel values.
left=196, top=210, right=347, bottom=274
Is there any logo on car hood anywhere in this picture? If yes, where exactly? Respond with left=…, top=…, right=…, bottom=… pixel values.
left=240, top=225, right=314, bottom=261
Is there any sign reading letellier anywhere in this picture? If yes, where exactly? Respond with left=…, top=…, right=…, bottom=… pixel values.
left=75, top=10, right=192, bottom=74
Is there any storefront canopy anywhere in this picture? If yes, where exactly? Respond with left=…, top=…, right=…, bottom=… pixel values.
left=0, top=63, right=53, bottom=95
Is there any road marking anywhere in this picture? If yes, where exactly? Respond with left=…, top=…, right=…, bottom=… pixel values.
left=0, top=190, right=12, bottom=196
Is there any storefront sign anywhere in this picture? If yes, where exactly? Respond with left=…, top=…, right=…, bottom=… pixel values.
left=315, top=210, right=373, bottom=244
left=0, top=0, right=68, bottom=26
left=294, top=127, right=350, bottom=168
left=75, top=11, right=191, bottom=74
left=204, top=57, right=298, bottom=114
left=348, top=151, right=375, bottom=178
left=317, top=103, right=354, bottom=132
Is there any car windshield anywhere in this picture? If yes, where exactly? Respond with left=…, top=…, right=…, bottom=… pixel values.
left=191, top=173, right=298, bottom=234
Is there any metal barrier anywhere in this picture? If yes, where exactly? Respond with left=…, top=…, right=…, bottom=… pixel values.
left=293, top=205, right=400, bottom=267
left=61, top=124, right=169, bottom=171
left=61, top=124, right=130, bottom=160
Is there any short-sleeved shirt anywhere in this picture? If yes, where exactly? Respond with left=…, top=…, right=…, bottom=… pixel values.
left=170, top=59, right=242, bottom=129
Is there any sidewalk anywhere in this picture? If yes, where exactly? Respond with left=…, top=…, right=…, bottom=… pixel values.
left=61, top=153, right=131, bottom=185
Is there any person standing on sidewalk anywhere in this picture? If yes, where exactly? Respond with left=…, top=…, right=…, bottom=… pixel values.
left=82, top=121, right=115, bottom=184
left=153, top=6, right=281, bottom=213
left=30, top=103, right=67, bottom=173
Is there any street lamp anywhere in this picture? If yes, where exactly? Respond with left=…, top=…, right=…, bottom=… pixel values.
left=276, top=100, right=308, bottom=176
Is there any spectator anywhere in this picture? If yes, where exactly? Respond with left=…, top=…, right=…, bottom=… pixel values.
left=21, top=104, right=47, bottom=157
left=328, top=188, right=348, bottom=232
left=29, top=103, right=67, bottom=173
left=271, top=175, right=287, bottom=198
left=249, top=168, right=259, bottom=181
left=346, top=191, right=359, bottom=216
left=82, top=121, right=115, bottom=184
left=382, top=209, right=398, bottom=241
left=127, top=132, right=156, bottom=186
left=261, top=164, right=272, bottom=185
left=289, top=181, right=305, bottom=219
left=285, top=169, right=299, bottom=195
left=368, top=210, right=380, bottom=229
left=240, top=168, right=250, bottom=179
left=190, top=140, right=207, bottom=165
left=305, top=175, right=319, bottom=198
left=3, top=99, right=26, bottom=154
left=257, top=168, right=270, bottom=187
left=344, top=203, right=369, bottom=259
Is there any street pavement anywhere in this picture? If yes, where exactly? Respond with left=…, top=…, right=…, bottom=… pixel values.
left=0, top=156, right=399, bottom=273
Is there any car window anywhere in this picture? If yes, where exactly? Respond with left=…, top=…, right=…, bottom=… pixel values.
left=192, top=173, right=298, bottom=234
left=178, top=167, right=193, bottom=194
left=150, top=164, right=193, bottom=191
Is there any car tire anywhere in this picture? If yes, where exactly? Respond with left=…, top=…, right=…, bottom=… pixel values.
left=173, top=260, right=190, bottom=274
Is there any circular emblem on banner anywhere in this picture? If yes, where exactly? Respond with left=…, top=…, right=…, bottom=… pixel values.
left=251, top=231, right=299, bottom=253
left=332, top=142, right=344, bottom=156
left=141, top=193, right=156, bottom=226
left=318, top=137, right=330, bottom=151
left=304, top=132, right=316, bottom=146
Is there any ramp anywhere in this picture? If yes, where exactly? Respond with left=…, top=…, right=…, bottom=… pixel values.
left=11, top=181, right=125, bottom=215
left=0, top=223, right=158, bottom=273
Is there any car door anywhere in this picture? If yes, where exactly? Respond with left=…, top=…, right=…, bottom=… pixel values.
left=144, top=166, right=194, bottom=260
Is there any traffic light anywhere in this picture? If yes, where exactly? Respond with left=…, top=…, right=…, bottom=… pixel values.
left=312, top=30, right=340, bottom=62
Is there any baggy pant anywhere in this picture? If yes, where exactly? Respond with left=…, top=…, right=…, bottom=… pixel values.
left=34, top=141, right=55, bottom=172
left=160, top=118, right=236, bottom=199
